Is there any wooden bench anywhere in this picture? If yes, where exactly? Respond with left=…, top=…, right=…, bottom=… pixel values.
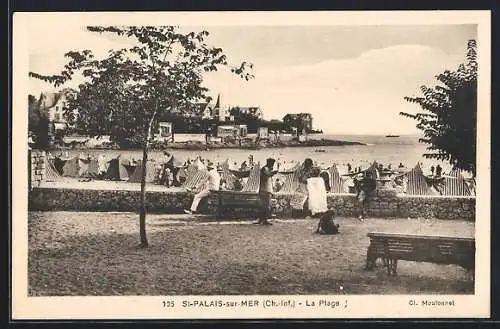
left=365, top=232, right=475, bottom=276
left=214, top=190, right=262, bottom=219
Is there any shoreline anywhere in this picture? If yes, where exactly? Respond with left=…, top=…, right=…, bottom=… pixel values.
left=165, top=139, right=366, bottom=151
left=41, top=138, right=366, bottom=152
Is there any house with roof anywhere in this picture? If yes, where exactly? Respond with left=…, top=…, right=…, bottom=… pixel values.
left=200, top=94, right=233, bottom=122
left=37, top=90, right=71, bottom=131
left=231, top=106, right=264, bottom=120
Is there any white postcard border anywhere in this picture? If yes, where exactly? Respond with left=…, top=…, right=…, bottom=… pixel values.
left=12, top=10, right=491, bottom=319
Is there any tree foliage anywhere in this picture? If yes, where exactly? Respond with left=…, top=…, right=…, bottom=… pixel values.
left=400, top=40, right=477, bottom=175
left=30, top=26, right=253, bottom=145
left=29, top=26, right=253, bottom=247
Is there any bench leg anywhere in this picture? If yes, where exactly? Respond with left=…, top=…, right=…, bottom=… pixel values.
left=365, top=246, right=376, bottom=270
left=384, top=258, right=398, bottom=276
left=391, top=259, right=398, bottom=276
left=383, top=258, right=391, bottom=275
left=217, top=193, right=222, bottom=219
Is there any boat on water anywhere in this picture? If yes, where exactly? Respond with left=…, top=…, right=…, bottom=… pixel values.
left=315, top=149, right=326, bottom=153
left=385, top=135, right=400, bottom=138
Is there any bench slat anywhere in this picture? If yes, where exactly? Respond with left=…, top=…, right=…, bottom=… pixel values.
left=367, top=232, right=474, bottom=242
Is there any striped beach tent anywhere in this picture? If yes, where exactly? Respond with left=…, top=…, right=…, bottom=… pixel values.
left=467, top=177, right=476, bottom=196
left=52, top=156, right=66, bottom=175
left=128, top=160, right=157, bottom=183
left=438, top=169, right=472, bottom=196
left=290, top=183, right=308, bottom=210
left=405, top=163, right=433, bottom=195
left=183, top=168, right=210, bottom=192
left=278, top=163, right=302, bottom=193
left=104, top=155, right=130, bottom=181
left=62, top=156, right=88, bottom=177
left=183, top=163, right=198, bottom=186
left=183, top=163, right=200, bottom=187
left=328, top=164, right=344, bottom=194
left=221, top=159, right=237, bottom=190
left=365, top=161, right=380, bottom=179
left=241, top=162, right=261, bottom=193
left=277, top=161, right=308, bottom=209
left=80, top=157, right=100, bottom=179
left=44, top=156, right=62, bottom=182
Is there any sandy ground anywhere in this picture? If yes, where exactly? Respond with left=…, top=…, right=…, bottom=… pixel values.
left=28, top=212, right=475, bottom=296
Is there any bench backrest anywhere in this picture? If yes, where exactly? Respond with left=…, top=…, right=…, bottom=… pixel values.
left=216, top=190, right=261, bottom=206
left=367, top=232, right=475, bottom=269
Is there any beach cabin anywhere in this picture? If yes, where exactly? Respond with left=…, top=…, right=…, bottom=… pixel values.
left=257, top=127, right=269, bottom=140
left=217, top=124, right=248, bottom=138
left=154, top=122, right=173, bottom=142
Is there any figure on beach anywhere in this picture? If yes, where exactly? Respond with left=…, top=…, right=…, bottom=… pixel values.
left=353, top=170, right=377, bottom=221
left=306, top=167, right=328, bottom=217
left=184, top=162, right=221, bottom=215
left=436, top=164, right=442, bottom=177
left=299, top=158, right=315, bottom=185
left=315, top=209, right=340, bottom=235
left=273, top=177, right=283, bottom=192
left=255, top=158, right=278, bottom=225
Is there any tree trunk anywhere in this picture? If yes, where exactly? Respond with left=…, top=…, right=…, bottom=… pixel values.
left=138, top=111, right=157, bottom=248
left=138, top=138, right=149, bottom=248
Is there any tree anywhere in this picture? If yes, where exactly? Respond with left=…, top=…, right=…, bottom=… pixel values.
left=30, top=26, right=253, bottom=248
left=400, top=39, right=477, bottom=175
left=28, top=94, right=39, bottom=131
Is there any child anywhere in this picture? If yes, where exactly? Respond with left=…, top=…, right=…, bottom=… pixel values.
left=164, top=167, right=173, bottom=187
left=315, top=209, right=340, bottom=235
left=274, top=178, right=283, bottom=192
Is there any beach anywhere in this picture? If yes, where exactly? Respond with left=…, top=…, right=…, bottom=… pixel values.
left=28, top=212, right=474, bottom=296
left=47, top=134, right=454, bottom=175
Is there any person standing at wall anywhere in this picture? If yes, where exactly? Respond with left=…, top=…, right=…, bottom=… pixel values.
left=354, top=171, right=377, bottom=221
left=255, top=158, right=278, bottom=225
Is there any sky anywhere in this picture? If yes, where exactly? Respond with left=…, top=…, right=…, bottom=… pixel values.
left=28, top=23, right=477, bottom=135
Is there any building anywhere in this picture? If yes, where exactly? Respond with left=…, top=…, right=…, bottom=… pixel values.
left=200, top=94, right=232, bottom=122
left=217, top=124, right=248, bottom=138
left=171, top=102, right=209, bottom=118
left=201, top=94, right=263, bottom=123
left=154, top=122, right=173, bottom=142
left=231, top=106, right=264, bottom=120
left=257, top=127, right=269, bottom=139
left=282, top=113, right=313, bottom=132
left=38, top=91, right=69, bottom=131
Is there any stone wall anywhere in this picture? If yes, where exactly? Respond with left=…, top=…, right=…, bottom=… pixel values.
left=29, top=150, right=46, bottom=189
left=28, top=187, right=475, bottom=221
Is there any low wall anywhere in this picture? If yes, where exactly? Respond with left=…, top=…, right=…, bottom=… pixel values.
left=28, top=187, right=475, bottom=220
left=29, top=150, right=46, bottom=189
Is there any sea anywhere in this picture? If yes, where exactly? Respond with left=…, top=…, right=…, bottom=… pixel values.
left=56, top=134, right=460, bottom=176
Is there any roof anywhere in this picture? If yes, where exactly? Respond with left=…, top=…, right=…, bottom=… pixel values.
left=233, top=106, right=262, bottom=114
left=38, top=92, right=63, bottom=110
